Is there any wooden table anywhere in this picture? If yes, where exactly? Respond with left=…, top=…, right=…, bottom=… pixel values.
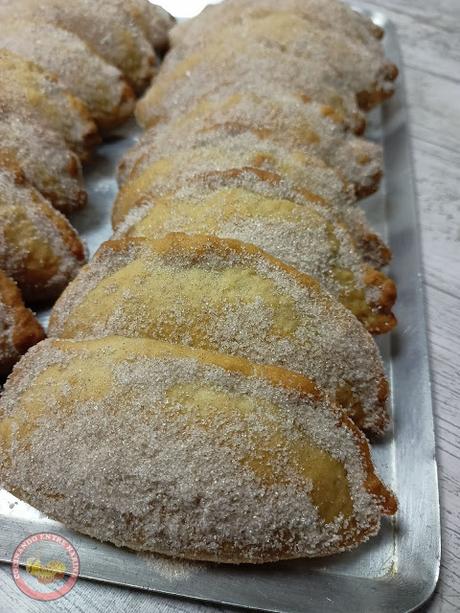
left=1, top=1, right=459, bottom=611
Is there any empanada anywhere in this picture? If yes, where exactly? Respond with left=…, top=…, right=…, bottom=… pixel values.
left=0, top=19, right=135, bottom=128
left=49, top=234, right=389, bottom=434
left=0, top=114, right=86, bottom=213
left=112, top=161, right=391, bottom=268
left=0, top=50, right=98, bottom=158
left=167, top=11, right=397, bottom=110
left=136, top=41, right=366, bottom=134
left=0, top=270, right=44, bottom=376
left=5, top=0, right=158, bottom=93
left=0, top=161, right=86, bottom=303
left=122, top=0, right=175, bottom=53
left=0, top=336, right=397, bottom=562
left=116, top=187, right=396, bottom=334
left=171, top=0, right=384, bottom=50
left=135, top=91, right=382, bottom=198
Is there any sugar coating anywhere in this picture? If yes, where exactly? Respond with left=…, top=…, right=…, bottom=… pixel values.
left=171, top=0, right=383, bottom=52
left=166, top=10, right=394, bottom=100
left=0, top=337, right=393, bottom=562
left=0, top=114, right=86, bottom=213
left=0, top=164, right=85, bottom=300
left=136, top=90, right=382, bottom=194
left=0, top=19, right=134, bottom=126
left=0, top=0, right=157, bottom=92
left=0, top=49, right=96, bottom=156
left=49, top=236, right=389, bottom=434
left=137, top=42, right=365, bottom=132
left=115, top=187, right=395, bottom=334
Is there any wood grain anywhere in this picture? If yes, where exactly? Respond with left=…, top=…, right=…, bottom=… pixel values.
left=0, top=0, right=459, bottom=611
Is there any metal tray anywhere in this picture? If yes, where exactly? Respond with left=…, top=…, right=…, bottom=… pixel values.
left=0, top=7, right=440, bottom=613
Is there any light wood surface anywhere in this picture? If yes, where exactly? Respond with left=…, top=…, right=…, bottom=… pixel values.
left=1, top=1, right=459, bottom=611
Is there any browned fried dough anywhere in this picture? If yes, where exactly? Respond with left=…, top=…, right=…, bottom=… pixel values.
left=0, top=270, right=44, bottom=376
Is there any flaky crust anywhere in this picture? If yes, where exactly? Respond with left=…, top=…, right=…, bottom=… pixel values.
left=0, top=336, right=396, bottom=563
left=0, top=270, right=44, bottom=376
left=49, top=234, right=390, bottom=435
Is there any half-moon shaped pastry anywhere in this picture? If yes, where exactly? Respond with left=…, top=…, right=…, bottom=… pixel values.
left=166, top=11, right=397, bottom=109
left=0, top=161, right=86, bottom=303
left=170, top=0, right=384, bottom=51
left=49, top=234, right=389, bottom=434
left=0, top=114, right=86, bottom=214
left=135, top=91, right=382, bottom=198
left=0, top=336, right=397, bottom=562
left=0, top=270, right=44, bottom=376
left=0, top=18, right=135, bottom=128
left=113, top=158, right=390, bottom=270
left=123, top=0, right=175, bottom=53
left=116, top=187, right=396, bottom=334
left=0, top=50, right=98, bottom=158
left=113, top=136, right=360, bottom=223
left=7, top=0, right=158, bottom=93
left=136, top=41, right=366, bottom=134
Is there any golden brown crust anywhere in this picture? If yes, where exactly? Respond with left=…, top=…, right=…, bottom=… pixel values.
left=0, top=270, right=44, bottom=376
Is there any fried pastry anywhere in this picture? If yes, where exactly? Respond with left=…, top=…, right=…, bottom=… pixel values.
left=136, top=41, right=366, bottom=133
left=0, top=19, right=135, bottom=128
left=49, top=234, right=390, bottom=434
left=135, top=91, right=382, bottom=198
left=123, top=0, right=175, bottom=53
left=113, top=136, right=359, bottom=223
left=171, top=0, right=384, bottom=51
left=0, top=161, right=86, bottom=303
left=0, top=50, right=98, bottom=158
left=116, top=188, right=396, bottom=334
left=114, top=161, right=389, bottom=270
left=0, top=336, right=397, bottom=562
left=0, top=114, right=86, bottom=213
left=166, top=12, right=397, bottom=110
left=0, top=270, right=44, bottom=376
left=6, top=0, right=158, bottom=93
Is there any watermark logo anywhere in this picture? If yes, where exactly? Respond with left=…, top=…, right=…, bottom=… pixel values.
left=12, top=532, right=79, bottom=601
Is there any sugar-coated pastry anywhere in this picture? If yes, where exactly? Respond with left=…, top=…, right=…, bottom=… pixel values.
left=170, top=0, right=384, bottom=51
left=0, top=270, right=44, bottom=376
left=0, top=19, right=135, bottom=128
left=114, top=163, right=390, bottom=270
left=0, top=50, right=98, bottom=158
left=49, top=234, right=390, bottom=434
left=5, top=0, right=158, bottom=93
left=0, top=336, right=397, bottom=562
left=115, top=187, right=396, bottom=334
left=0, top=161, right=86, bottom=303
left=135, top=91, right=382, bottom=197
left=0, top=115, right=86, bottom=213
left=167, top=12, right=397, bottom=110
left=122, top=0, right=175, bottom=53
left=136, top=42, right=366, bottom=134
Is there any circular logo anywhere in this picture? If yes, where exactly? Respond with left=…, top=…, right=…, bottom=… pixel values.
left=11, top=532, right=80, bottom=601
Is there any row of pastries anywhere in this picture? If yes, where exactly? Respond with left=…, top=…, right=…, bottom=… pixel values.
left=0, top=0, right=174, bottom=373
left=1, top=0, right=400, bottom=564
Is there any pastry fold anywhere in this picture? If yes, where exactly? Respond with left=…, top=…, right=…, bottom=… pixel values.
left=0, top=336, right=396, bottom=562
left=49, top=234, right=390, bottom=435
left=0, top=160, right=86, bottom=303
left=116, top=187, right=396, bottom=334
left=0, top=270, right=44, bottom=376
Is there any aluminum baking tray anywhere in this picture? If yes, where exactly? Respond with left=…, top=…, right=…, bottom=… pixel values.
left=0, top=6, right=440, bottom=612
